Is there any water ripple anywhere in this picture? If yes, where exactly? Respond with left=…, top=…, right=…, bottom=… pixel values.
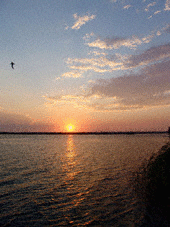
left=0, top=134, right=169, bottom=226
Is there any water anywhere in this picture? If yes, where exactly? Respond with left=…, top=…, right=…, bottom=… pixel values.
left=0, top=133, right=169, bottom=226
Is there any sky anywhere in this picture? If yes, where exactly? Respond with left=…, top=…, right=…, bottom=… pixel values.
left=0, top=0, right=170, bottom=132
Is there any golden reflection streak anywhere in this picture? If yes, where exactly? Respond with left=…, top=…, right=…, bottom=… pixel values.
left=61, top=135, right=90, bottom=225
left=65, top=135, right=77, bottom=180
left=64, top=136, right=87, bottom=207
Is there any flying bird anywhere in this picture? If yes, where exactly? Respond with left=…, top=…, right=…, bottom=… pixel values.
left=10, top=62, right=15, bottom=69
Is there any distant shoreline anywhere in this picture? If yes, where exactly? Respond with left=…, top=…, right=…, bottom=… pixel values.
left=0, top=131, right=169, bottom=135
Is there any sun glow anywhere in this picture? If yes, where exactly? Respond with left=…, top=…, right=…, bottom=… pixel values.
left=66, top=123, right=75, bottom=132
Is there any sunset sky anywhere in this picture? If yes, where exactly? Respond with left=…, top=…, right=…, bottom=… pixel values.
left=0, top=0, right=170, bottom=132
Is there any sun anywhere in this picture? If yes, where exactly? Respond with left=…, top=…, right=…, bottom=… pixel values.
left=66, top=124, right=75, bottom=132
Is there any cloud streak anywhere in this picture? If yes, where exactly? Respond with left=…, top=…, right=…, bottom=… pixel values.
left=71, top=13, right=96, bottom=30
left=66, top=56, right=123, bottom=73
left=145, top=2, right=156, bottom=12
left=49, top=42, right=170, bottom=111
left=125, top=43, right=170, bottom=68
left=123, top=5, right=132, bottom=9
left=154, top=10, right=161, bottom=15
left=61, top=71, right=82, bottom=78
left=47, top=59, right=170, bottom=111
left=63, top=43, right=170, bottom=77
left=0, top=111, right=54, bottom=132
left=86, top=33, right=155, bottom=50
left=87, top=59, right=170, bottom=110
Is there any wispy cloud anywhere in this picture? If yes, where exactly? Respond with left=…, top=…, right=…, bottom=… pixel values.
left=45, top=93, right=120, bottom=111
left=148, top=15, right=153, bottom=19
left=86, top=33, right=155, bottom=50
left=86, top=59, right=170, bottom=110
left=123, top=5, right=132, bottom=10
left=163, top=24, right=170, bottom=33
left=62, top=41, right=170, bottom=79
left=125, top=43, right=170, bottom=68
left=141, top=33, right=154, bottom=43
left=49, top=43, right=170, bottom=111
left=46, top=58, right=170, bottom=111
left=83, top=32, right=94, bottom=41
left=145, top=2, right=156, bottom=12
left=164, top=0, right=170, bottom=11
left=154, top=10, right=161, bottom=15
left=89, top=50, right=107, bottom=56
left=71, top=13, right=96, bottom=30
left=44, top=94, right=88, bottom=109
left=87, top=37, right=142, bottom=50
left=61, top=71, right=82, bottom=78
left=86, top=24, right=169, bottom=50
left=66, top=56, right=123, bottom=73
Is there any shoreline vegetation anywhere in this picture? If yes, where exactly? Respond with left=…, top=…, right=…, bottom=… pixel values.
left=0, top=131, right=169, bottom=135
left=134, top=142, right=170, bottom=226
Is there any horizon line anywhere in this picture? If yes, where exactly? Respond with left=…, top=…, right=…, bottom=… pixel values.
left=0, top=131, right=169, bottom=135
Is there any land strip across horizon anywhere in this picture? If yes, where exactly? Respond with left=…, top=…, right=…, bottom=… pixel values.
left=0, top=131, right=169, bottom=135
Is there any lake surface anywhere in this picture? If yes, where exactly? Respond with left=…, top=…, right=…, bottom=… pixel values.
left=0, top=133, right=169, bottom=226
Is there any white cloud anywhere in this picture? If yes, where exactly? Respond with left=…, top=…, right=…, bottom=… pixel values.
left=164, top=0, right=170, bottom=11
left=71, top=13, right=96, bottom=30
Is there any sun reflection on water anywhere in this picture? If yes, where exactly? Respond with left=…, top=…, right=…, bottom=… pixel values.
left=62, top=135, right=88, bottom=218
left=66, top=135, right=75, bottom=159
left=64, top=135, right=77, bottom=180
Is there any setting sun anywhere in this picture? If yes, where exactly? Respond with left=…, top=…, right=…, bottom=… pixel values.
left=66, top=124, right=75, bottom=132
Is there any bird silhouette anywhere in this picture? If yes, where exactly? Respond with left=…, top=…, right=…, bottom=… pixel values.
left=10, top=62, right=15, bottom=69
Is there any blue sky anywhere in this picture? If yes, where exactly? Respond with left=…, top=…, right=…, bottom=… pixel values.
left=0, top=0, right=170, bottom=132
